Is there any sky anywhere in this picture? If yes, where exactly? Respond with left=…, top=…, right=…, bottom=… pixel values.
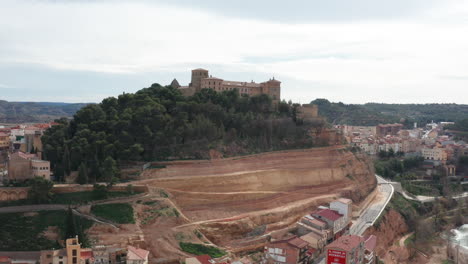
left=1, top=0, right=468, bottom=104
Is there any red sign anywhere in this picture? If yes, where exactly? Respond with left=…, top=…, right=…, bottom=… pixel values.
left=327, top=249, right=347, bottom=264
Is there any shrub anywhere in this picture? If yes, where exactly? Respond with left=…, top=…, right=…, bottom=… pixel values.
left=126, top=184, right=134, bottom=195
left=92, top=184, right=108, bottom=200
left=179, top=242, right=226, bottom=258
left=91, top=203, right=135, bottom=224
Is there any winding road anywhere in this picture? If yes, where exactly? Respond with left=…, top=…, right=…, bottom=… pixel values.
left=349, top=175, right=394, bottom=236
left=385, top=179, right=468, bottom=203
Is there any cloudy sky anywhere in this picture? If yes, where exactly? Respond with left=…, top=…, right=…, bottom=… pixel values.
left=1, top=0, right=468, bottom=104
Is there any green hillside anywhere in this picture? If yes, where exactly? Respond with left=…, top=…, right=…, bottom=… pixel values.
left=363, top=103, right=468, bottom=124
left=311, top=99, right=400, bottom=126
left=42, top=84, right=325, bottom=183
left=0, top=100, right=88, bottom=123
left=311, top=99, right=468, bottom=127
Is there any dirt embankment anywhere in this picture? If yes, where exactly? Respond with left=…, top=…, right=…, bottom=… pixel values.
left=140, top=146, right=377, bottom=250
left=364, top=209, right=409, bottom=258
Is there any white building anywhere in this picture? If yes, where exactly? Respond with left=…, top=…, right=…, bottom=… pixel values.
left=330, top=198, right=352, bottom=223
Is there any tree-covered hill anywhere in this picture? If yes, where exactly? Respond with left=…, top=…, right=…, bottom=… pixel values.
left=311, top=99, right=400, bottom=126
left=311, top=99, right=468, bottom=127
left=42, top=84, right=325, bottom=183
left=0, top=100, right=88, bottom=123
left=363, top=103, right=468, bottom=125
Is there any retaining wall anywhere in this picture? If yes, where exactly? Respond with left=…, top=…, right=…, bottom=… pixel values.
left=0, top=184, right=148, bottom=202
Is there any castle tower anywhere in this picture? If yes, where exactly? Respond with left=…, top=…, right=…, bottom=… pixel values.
left=261, top=77, right=281, bottom=103
left=190, top=68, right=209, bottom=92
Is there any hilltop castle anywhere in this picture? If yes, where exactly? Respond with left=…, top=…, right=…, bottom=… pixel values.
left=171, top=68, right=281, bottom=103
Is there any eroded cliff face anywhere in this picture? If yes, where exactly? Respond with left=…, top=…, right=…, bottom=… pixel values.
left=365, top=209, right=409, bottom=257
left=141, top=146, right=377, bottom=249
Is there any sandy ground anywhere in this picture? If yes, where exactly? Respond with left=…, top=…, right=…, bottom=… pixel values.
left=427, top=245, right=448, bottom=264
left=87, top=147, right=377, bottom=260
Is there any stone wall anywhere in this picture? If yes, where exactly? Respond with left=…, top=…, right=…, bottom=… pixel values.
left=297, top=104, right=319, bottom=119
left=0, top=187, right=29, bottom=201
left=0, top=184, right=148, bottom=202
left=7, top=153, right=32, bottom=181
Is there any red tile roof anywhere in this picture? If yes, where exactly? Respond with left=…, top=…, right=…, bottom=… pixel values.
left=287, top=237, right=309, bottom=249
left=267, top=236, right=309, bottom=264
left=24, top=126, right=40, bottom=131
left=303, top=215, right=327, bottom=227
left=35, top=123, right=55, bottom=129
left=313, top=209, right=343, bottom=221
left=195, top=255, right=212, bottom=264
left=326, top=235, right=364, bottom=252
left=80, top=251, right=93, bottom=260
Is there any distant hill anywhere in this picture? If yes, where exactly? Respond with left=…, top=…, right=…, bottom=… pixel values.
left=311, top=99, right=400, bottom=126
left=0, top=100, right=89, bottom=123
left=311, top=99, right=468, bottom=127
left=362, top=103, right=468, bottom=125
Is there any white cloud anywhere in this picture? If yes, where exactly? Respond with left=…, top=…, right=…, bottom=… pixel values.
left=0, top=0, right=468, bottom=103
left=0, top=83, right=12, bottom=89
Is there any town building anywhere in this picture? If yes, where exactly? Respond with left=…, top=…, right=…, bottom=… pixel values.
left=311, top=209, right=348, bottom=239
left=421, top=146, right=448, bottom=162
left=296, top=215, right=331, bottom=251
left=376, top=124, right=403, bottom=137
left=325, top=235, right=377, bottom=264
left=0, top=252, right=41, bottom=264
left=7, top=152, right=50, bottom=181
left=38, top=237, right=148, bottom=264
left=24, top=128, right=44, bottom=154
left=173, top=68, right=281, bottom=103
left=401, top=138, right=422, bottom=153
left=336, top=125, right=377, bottom=140
left=299, top=232, right=327, bottom=254
left=264, top=236, right=316, bottom=264
left=126, top=246, right=149, bottom=264
left=330, top=198, right=352, bottom=223
left=185, top=255, right=213, bottom=264
left=0, top=132, right=10, bottom=150
left=363, top=235, right=377, bottom=264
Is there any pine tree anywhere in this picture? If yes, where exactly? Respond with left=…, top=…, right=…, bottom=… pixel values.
left=64, top=207, right=77, bottom=239
left=77, top=162, right=88, bottom=184
left=101, top=156, right=117, bottom=184
left=63, top=145, right=71, bottom=176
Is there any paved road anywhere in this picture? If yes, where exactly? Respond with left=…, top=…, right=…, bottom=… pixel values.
left=385, top=179, right=468, bottom=203
left=317, top=175, right=394, bottom=264
left=349, top=175, right=394, bottom=236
